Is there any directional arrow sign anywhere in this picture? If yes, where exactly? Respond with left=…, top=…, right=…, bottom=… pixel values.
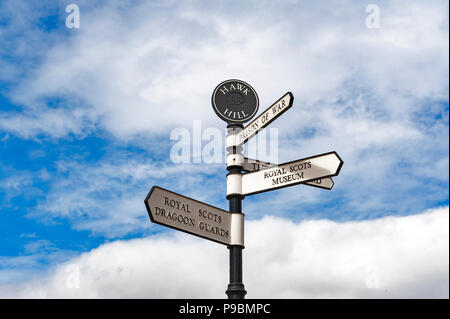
left=242, top=157, right=275, bottom=172
left=303, top=177, right=334, bottom=190
left=243, top=157, right=334, bottom=190
left=236, top=92, right=293, bottom=145
left=241, top=151, right=343, bottom=196
left=145, top=186, right=243, bottom=246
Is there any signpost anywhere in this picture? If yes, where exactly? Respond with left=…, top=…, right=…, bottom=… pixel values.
left=212, top=79, right=259, bottom=124
left=144, top=79, right=344, bottom=299
left=236, top=92, right=293, bottom=145
left=145, top=186, right=243, bottom=246
left=238, top=152, right=343, bottom=196
left=242, top=157, right=335, bottom=190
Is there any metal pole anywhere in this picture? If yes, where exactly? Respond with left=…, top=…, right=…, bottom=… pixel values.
left=226, top=124, right=247, bottom=299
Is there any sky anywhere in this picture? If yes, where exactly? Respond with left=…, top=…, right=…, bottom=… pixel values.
left=0, top=0, right=448, bottom=298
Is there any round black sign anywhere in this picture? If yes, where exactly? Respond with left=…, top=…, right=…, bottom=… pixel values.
left=211, top=79, right=259, bottom=124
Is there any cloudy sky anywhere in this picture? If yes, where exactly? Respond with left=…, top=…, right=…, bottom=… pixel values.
left=0, top=0, right=448, bottom=298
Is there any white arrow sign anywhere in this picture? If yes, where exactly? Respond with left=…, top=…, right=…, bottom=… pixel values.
left=242, top=157, right=274, bottom=172
left=241, top=151, right=343, bottom=196
left=145, top=186, right=244, bottom=246
left=236, top=92, right=293, bottom=145
left=242, top=157, right=334, bottom=190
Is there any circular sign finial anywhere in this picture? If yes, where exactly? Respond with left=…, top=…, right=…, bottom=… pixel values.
left=212, top=79, right=259, bottom=124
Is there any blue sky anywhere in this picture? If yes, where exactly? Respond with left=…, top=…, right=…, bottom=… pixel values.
left=0, top=0, right=448, bottom=297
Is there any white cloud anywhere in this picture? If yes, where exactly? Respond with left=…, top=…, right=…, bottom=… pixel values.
left=1, top=0, right=447, bottom=139
left=0, top=240, right=77, bottom=286
left=1, top=206, right=447, bottom=298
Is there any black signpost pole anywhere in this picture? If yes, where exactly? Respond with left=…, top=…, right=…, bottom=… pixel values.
left=211, top=79, right=259, bottom=299
left=226, top=124, right=247, bottom=299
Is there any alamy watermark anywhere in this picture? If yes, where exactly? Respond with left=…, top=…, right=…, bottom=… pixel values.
left=170, top=120, right=279, bottom=164
left=65, top=3, right=80, bottom=29
left=365, top=4, right=381, bottom=29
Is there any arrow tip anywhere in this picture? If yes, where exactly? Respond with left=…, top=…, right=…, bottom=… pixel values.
left=332, top=151, right=344, bottom=176
left=287, top=92, right=294, bottom=106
